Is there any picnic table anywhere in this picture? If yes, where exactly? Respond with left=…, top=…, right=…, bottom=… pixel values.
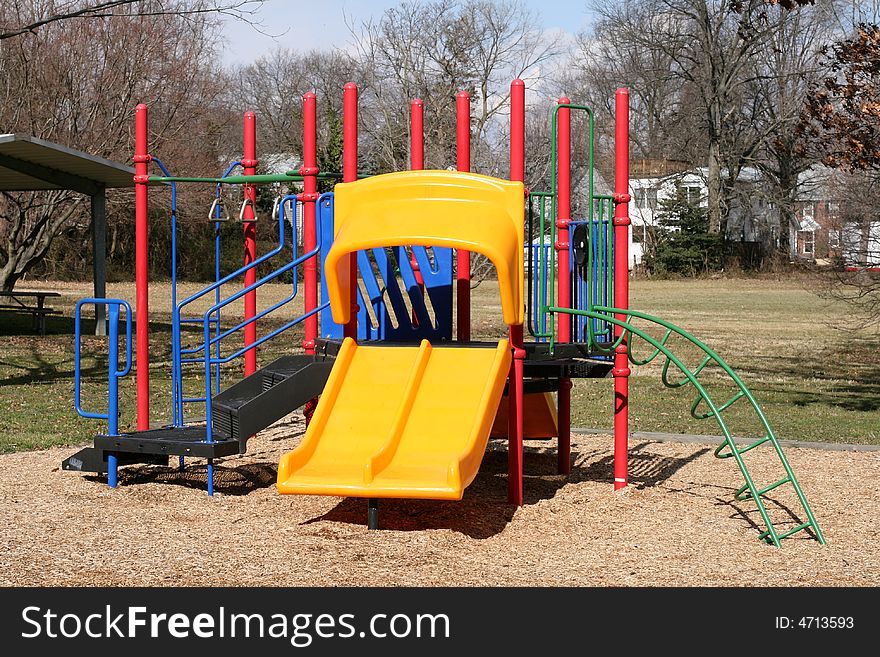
left=0, top=290, right=61, bottom=335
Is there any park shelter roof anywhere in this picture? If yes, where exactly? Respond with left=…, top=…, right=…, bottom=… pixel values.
left=0, top=134, right=134, bottom=194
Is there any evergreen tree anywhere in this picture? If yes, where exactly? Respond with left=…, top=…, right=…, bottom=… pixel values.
left=645, top=187, right=724, bottom=275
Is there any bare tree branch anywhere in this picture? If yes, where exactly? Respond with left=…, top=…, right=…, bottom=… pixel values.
left=0, top=0, right=265, bottom=40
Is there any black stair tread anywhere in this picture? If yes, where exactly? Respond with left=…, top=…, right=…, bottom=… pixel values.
left=211, top=356, right=334, bottom=445
left=213, top=393, right=262, bottom=409
left=213, top=355, right=330, bottom=413
left=94, top=426, right=240, bottom=458
left=61, top=447, right=168, bottom=473
left=104, top=425, right=209, bottom=442
left=523, top=359, right=613, bottom=379
left=524, top=341, right=613, bottom=361
left=259, top=354, right=326, bottom=378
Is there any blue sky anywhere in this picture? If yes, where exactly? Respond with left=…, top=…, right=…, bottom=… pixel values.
left=221, top=0, right=595, bottom=66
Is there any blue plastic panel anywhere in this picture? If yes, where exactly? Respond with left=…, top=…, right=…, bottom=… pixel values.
left=319, top=193, right=453, bottom=342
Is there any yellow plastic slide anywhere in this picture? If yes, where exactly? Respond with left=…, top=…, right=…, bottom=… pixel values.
left=277, top=338, right=511, bottom=500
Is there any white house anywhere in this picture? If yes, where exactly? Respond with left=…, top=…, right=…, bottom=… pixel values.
left=628, top=168, right=708, bottom=267
left=794, top=166, right=880, bottom=268
left=627, top=164, right=781, bottom=267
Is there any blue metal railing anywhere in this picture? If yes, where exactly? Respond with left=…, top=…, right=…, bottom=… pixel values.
left=527, top=191, right=615, bottom=350
left=171, top=192, right=293, bottom=424
left=150, top=156, right=184, bottom=427
left=172, top=193, right=330, bottom=433
left=167, top=160, right=244, bottom=425
left=74, top=298, right=132, bottom=488
left=527, top=191, right=554, bottom=342
left=571, top=195, right=615, bottom=347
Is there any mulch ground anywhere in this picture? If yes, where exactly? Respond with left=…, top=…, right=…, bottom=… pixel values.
left=1, top=414, right=876, bottom=586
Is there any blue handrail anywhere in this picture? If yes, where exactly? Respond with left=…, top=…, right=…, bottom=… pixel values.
left=74, top=298, right=132, bottom=488
left=212, top=162, right=245, bottom=393
left=174, top=195, right=294, bottom=314
left=173, top=194, right=329, bottom=430
left=168, top=160, right=245, bottom=425
left=198, top=197, right=329, bottom=444
left=171, top=193, right=298, bottom=425
left=149, top=156, right=183, bottom=425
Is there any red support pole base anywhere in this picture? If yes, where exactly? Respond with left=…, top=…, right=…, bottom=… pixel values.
left=507, top=327, right=525, bottom=505
left=557, top=377, right=572, bottom=474
left=612, top=344, right=630, bottom=490
left=303, top=398, right=317, bottom=427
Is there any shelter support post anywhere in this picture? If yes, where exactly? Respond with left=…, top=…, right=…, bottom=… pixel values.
left=91, top=188, right=107, bottom=336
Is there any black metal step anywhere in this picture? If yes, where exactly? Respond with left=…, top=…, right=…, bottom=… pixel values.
left=523, top=359, right=613, bottom=379
left=501, top=379, right=563, bottom=395
left=524, top=341, right=613, bottom=360
left=94, top=426, right=240, bottom=458
left=61, top=447, right=168, bottom=474
left=211, top=354, right=335, bottom=448
left=524, top=342, right=613, bottom=379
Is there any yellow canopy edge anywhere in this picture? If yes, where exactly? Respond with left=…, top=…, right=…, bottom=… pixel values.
left=325, top=170, right=525, bottom=326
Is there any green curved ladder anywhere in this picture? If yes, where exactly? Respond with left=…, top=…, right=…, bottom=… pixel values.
left=547, top=305, right=825, bottom=548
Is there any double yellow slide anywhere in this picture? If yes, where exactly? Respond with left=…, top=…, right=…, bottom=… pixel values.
left=277, top=338, right=511, bottom=499
left=277, top=169, right=525, bottom=502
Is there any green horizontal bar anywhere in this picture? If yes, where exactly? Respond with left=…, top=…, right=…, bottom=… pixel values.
left=738, top=435, right=771, bottom=454
left=693, top=389, right=745, bottom=420
left=734, top=483, right=752, bottom=501
left=776, top=521, right=812, bottom=541
left=735, top=476, right=791, bottom=501
left=757, top=528, right=776, bottom=544
left=150, top=173, right=304, bottom=185
left=757, top=476, right=791, bottom=496
left=714, top=439, right=736, bottom=459
left=149, top=171, right=375, bottom=185
left=715, top=435, right=771, bottom=459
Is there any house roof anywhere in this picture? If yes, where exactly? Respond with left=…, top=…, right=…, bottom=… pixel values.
left=797, top=165, right=844, bottom=201
left=0, top=134, right=134, bottom=194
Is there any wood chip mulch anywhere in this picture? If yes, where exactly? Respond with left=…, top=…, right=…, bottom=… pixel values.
left=1, top=414, right=876, bottom=587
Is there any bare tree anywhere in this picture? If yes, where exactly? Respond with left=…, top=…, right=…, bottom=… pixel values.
left=0, top=0, right=265, bottom=40
left=588, top=0, right=800, bottom=236
left=801, top=14, right=880, bottom=329
left=0, top=0, right=228, bottom=290
left=723, top=2, right=836, bottom=255
left=573, top=4, right=699, bottom=163
left=348, top=0, right=559, bottom=175
left=339, top=0, right=561, bottom=285
left=227, top=48, right=359, bottom=165
left=809, top=170, right=880, bottom=331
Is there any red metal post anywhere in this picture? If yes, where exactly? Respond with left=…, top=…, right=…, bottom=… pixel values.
left=302, top=93, right=319, bottom=355
left=613, top=88, right=631, bottom=490
left=242, top=112, right=258, bottom=376
left=508, top=79, right=526, bottom=506
left=556, top=98, right=572, bottom=340
left=456, top=91, right=472, bottom=342
left=556, top=97, right=572, bottom=474
left=134, top=104, right=150, bottom=431
left=409, top=99, right=425, bottom=321
left=343, top=83, right=359, bottom=340
left=410, top=99, right=424, bottom=169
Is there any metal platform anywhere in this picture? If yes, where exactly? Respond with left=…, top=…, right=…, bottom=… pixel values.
left=61, top=448, right=168, bottom=474
left=318, top=338, right=613, bottom=380
left=93, top=426, right=240, bottom=458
